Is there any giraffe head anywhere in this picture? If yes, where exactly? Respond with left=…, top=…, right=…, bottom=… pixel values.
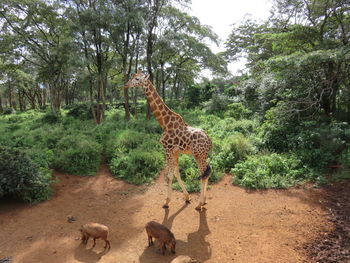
left=125, top=69, right=149, bottom=89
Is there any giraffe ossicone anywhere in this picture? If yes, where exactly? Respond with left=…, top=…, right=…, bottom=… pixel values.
left=125, top=70, right=212, bottom=210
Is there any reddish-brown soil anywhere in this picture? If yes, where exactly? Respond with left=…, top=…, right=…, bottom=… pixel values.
left=0, top=164, right=348, bottom=263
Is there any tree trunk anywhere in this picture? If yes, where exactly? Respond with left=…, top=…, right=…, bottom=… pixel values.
left=8, top=79, right=14, bottom=109
left=123, top=72, right=131, bottom=121
left=49, top=82, right=61, bottom=115
left=89, top=77, right=98, bottom=124
left=0, top=94, right=3, bottom=112
left=18, top=90, right=25, bottom=111
left=42, top=86, right=47, bottom=109
left=160, top=62, right=167, bottom=101
left=36, top=84, right=43, bottom=109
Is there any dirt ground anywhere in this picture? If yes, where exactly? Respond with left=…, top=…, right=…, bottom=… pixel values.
left=0, top=164, right=348, bottom=263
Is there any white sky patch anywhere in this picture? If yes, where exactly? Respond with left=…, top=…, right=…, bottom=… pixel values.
left=189, top=0, right=272, bottom=77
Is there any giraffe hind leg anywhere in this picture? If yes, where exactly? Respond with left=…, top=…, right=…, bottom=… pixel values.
left=194, top=152, right=211, bottom=210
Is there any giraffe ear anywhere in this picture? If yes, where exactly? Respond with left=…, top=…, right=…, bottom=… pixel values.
left=137, top=68, right=142, bottom=74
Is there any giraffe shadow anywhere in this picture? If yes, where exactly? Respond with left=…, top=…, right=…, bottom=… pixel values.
left=138, top=205, right=211, bottom=263
left=185, top=210, right=211, bottom=262
left=162, top=203, right=189, bottom=229
left=138, top=204, right=189, bottom=263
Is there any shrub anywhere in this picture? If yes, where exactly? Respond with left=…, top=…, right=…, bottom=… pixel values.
left=231, top=153, right=315, bottom=189
left=202, top=94, right=233, bottom=116
left=41, top=111, right=61, bottom=124
left=105, top=130, right=148, bottom=161
left=3, top=108, right=16, bottom=115
left=109, top=149, right=164, bottom=185
left=259, top=109, right=350, bottom=170
left=23, top=148, right=54, bottom=169
left=339, top=147, right=350, bottom=168
left=213, top=133, right=255, bottom=172
left=0, top=146, right=52, bottom=203
left=172, top=155, right=223, bottom=193
left=66, top=103, right=93, bottom=120
left=53, top=134, right=102, bottom=175
left=224, top=102, right=252, bottom=119
left=107, top=130, right=164, bottom=184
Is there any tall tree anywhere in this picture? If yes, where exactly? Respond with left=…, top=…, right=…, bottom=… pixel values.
left=225, top=0, right=350, bottom=117
left=68, top=0, right=113, bottom=123
left=0, top=0, right=73, bottom=115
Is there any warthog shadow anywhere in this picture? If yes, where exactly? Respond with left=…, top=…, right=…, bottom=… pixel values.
left=74, top=241, right=109, bottom=263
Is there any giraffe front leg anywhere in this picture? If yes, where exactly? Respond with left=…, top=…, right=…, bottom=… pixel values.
left=163, top=170, right=174, bottom=208
left=174, top=166, right=191, bottom=204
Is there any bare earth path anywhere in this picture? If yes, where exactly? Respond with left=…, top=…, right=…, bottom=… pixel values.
left=0, top=164, right=339, bottom=263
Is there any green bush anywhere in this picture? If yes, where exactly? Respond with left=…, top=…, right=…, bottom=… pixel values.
left=107, top=130, right=164, bottom=184
left=3, top=108, right=16, bottom=115
left=224, top=102, right=252, bottom=119
left=109, top=149, right=164, bottom=185
left=203, top=94, right=233, bottom=116
left=0, top=146, right=52, bottom=203
left=105, top=130, right=148, bottom=161
left=172, top=155, right=201, bottom=192
left=172, top=155, right=223, bottom=193
left=66, top=103, right=93, bottom=120
left=340, top=147, right=350, bottom=168
left=53, top=134, right=102, bottom=175
left=213, top=133, right=255, bottom=172
left=231, top=153, right=315, bottom=189
left=41, top=111, right=61, bottom=124
left=259, top=109, right=350, bottom=170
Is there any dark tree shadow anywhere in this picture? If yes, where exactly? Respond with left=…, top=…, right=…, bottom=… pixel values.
left=74, top=242, right=109, bottom=263
left=303, top=180, right=350, bottom=262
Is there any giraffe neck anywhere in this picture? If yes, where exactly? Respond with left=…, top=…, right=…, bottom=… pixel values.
left=143, top=80, right=186, bottom=131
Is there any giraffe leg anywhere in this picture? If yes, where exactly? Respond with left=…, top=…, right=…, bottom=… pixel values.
left=203, top=177, right=209, bottom=204
left=163, top=150, right=178, bottom=209
left=174, top=166, right=190, bottom=203
left=163, top=167, right=174, bottom=208
left=193, top=151, right=210, bottom=211
left=163, top=166, right=170, bottom=184
left=196, top=179, right=207, bottom=211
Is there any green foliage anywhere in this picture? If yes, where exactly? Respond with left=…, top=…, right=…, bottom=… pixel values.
left=66, top=103, right=93, bottom=120
left=109, top=149, right=164, bottom=185
left=53, top=134, right=102, bottom=176
left=41, top=111, right=61, bottom=124
left=172, top=155, right=223, bottom=193
left=203, top=94, right=233, bottom=116
left=259, top=109, right=350, bottom=170
left=231, top=153, right=315, bottom=189
left=213, top=133, right=255, bottom=172
left=186, top=85, right=202, bottom=108
left=340, top=147, right=350, bottom=168
left=0, top=146, right=52, bottom=203
left=107, top=130, right=164, bottom=184
left=224, top=102, right=252, bottom=119
left=3, top=108, right=16, bottom=115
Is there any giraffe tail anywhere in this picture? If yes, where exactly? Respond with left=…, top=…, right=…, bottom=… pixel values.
left=197, top=165, right=211, bottom=180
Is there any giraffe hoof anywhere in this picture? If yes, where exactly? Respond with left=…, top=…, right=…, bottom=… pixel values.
left=164, top=177, right=169, bottom=184
left=195, top=203, right=207, bottom=211
left=185, top=199, right=191, bottom=204
left=162, top=204, right=169, bottom=209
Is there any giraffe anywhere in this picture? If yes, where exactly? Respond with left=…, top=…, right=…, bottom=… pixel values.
left=125, top=69, right=212, bottom=211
